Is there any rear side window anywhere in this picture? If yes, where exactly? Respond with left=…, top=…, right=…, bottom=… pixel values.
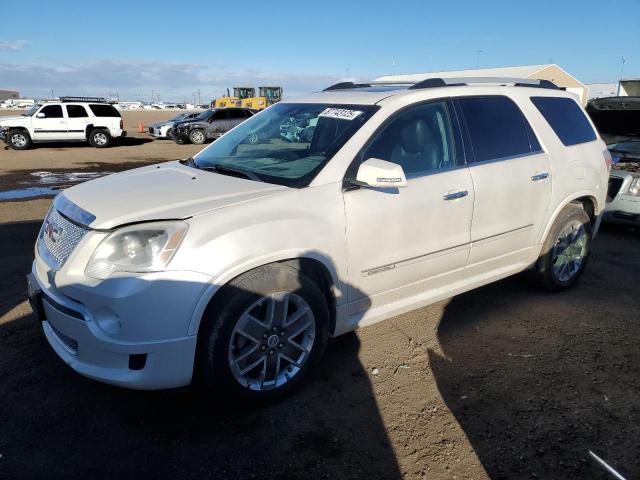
left=88, top=104, right=121, bottom=117
left=66, top=105, right=88, bottom=118
left=211, top=110, right=228, bottom=121
left=456, top=96, right=541, bottom=163
left=228, top=109, right=245, bottom=119
left=531, top=96, right=596, bottom=146
left=39, top=105, right=63, bottom=118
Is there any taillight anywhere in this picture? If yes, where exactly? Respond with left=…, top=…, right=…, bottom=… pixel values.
left=603, top=148, right=612, bottom=172
left=120, top=118, right=123, bottom=129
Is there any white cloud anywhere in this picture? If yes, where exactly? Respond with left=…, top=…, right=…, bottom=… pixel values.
left=0, top=40, right=30, bottom=51
left=0, top=59, right=346, bottom=101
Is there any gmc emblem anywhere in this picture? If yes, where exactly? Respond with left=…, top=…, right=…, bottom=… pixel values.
left=44, top=220, right=63, bottom=243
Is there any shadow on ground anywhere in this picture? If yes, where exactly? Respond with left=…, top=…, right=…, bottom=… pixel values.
left=3, top=137, right=154, bottom=150
left=0, top=219, right=401, bottom=480
left=429, top=224, right=640, bottom=479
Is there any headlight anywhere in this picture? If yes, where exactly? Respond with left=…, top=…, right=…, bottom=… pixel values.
left=85, top=221, right=188, bottom=279
left=628, top=177, right=640, bottom=197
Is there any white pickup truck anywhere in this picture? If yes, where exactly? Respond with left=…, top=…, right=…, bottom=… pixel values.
left=0, top=96, right=126, bottom=149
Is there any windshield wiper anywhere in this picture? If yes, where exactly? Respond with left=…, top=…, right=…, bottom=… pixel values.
left=181, top=156, right=197, bottom=167
left=200, top=164, right=261, bottom=181
left=181, top=157, right=261, bottom=181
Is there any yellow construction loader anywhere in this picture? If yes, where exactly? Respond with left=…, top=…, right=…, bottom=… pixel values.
left=214, top=87, right=255, bottom=108
left=241, top=86, right=283, bottom=110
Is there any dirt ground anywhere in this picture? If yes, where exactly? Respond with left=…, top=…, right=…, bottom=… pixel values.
left=0, top=111, right=639, bottom=479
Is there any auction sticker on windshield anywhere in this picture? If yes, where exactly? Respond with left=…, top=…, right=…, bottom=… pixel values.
left=319, top=108, right=363, bottom=121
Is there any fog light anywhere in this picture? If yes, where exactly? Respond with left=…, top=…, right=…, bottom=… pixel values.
left=129, top=354, right=147, bottom=370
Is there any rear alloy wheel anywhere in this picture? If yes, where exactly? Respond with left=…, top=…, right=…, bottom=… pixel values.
left=534, top=204, right=591, bottom=291
left=7, top=129, right=32, bottom=150
left=189, top=129, right=206, bottom=145
left=88, top=129, right=111, bottom=148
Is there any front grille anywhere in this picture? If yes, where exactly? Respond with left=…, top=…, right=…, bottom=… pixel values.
left=38, top=208, right=88, bottom=269
left=607, top=176, right=624, bottom=202
left=50, top=324, right=78, bottom=354
left=148, top=127, right=154, bottom=134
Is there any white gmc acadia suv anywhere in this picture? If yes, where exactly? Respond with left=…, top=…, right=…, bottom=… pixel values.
left=27, top=78, right=609, bottom=401
left=0, top=97, right=125, bottom=149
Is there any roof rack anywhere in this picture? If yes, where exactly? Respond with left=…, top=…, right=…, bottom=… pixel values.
left=59, top=96, right=107, bottom=103
left=322, top=77, right=560, bottom=92
left=323, top=82, right=372, bottom=91
left=404, top=77, right=560, bottom=90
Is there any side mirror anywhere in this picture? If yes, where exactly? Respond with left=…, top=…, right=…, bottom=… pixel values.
left=36, top=112, right=45, bottom=118
left=353, top=158, right=407, bottom=189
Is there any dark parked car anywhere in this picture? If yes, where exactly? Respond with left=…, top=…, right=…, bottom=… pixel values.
left=173, top=108, right=255, bottom=145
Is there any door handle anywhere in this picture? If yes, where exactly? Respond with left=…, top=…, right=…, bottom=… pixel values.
left=531, top=172, right=549, bottom=181
left=443, top=190, right=468, bottom=201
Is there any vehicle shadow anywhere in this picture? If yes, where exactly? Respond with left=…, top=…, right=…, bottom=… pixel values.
left=23, top=137, right=153, bottom=149
left=428, top=225, right=640, bottom=479
left=0, top=219, right=402, bottom=479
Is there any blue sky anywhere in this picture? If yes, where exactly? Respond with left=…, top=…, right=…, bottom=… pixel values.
left=1, top=0, right=639, bottom=101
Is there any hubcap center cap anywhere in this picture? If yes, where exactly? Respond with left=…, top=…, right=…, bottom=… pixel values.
left=267, top=334, right=279, bottom=348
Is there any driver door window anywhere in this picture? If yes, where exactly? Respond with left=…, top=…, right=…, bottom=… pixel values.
left=362, top=101, right=458, bottom=177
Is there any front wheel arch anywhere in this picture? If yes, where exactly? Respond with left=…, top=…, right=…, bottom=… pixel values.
left=194, top=262, right=331, bottom=400
left=195, top=257, right=337, bottom=342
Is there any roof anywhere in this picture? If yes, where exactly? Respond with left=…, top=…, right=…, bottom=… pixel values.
left=284, top=89, right=405, bottom=105
left=375, top=64, right=562, bottom=83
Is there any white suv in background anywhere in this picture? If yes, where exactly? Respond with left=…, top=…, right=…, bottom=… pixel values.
left=27, top=78, right=609, bottom=401
left=0, top=97, right=125, bottom=149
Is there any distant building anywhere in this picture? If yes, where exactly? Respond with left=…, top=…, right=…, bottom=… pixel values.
left=376, top=64, right=588, bottom=105
left=587, top=80, right=640, bottom=100
left=618, top=79, right=640, bottom=96
left=587, top=83, right=617, bottom=100
left=0, top=90, right=20, bottom=101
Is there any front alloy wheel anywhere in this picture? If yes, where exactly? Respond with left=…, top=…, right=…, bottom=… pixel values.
left=228, top=292, right=315, bottom=391
left=189, top=129, right=206, bottom=145
left=7, top=130, right=32, bottom=150
left=197, top=264, right=329, bottom=402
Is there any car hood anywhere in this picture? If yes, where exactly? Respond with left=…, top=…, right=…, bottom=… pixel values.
left=58, top=161, right=288, bottom=229
left=0, top=115, right=27, bottom=124
left=150, top=120, right=177, bottom=128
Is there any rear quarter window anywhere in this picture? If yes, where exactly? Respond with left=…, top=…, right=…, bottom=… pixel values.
left=88, top=104, right=121, bottom=117
left=456, top=96, right=541, bottom=163
left=530, top=96, right=596, bottom=146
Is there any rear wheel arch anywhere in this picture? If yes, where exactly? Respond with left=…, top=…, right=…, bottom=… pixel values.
left=541, top=194, right=599, bottom=244
left=571, top=195, right=598, bottom=228
left=84, top=124, right=95, bottom=138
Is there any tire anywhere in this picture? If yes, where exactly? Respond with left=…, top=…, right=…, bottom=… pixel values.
left=166, top=128, right=174, bottom=140
left=534, top=204, right=592, bottom=292
left=174, top=136, right=186, bottom=145
left=6, top=129, right=32, bottom=150
left=88, top=128, right=111, bottom=148
left=189, top=129, right=206, bottom=145
left=197, top=264, right=330, bottom=403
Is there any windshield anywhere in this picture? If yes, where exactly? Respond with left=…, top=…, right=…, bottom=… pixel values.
left=192, top=103, right=378, bottom=187
left=23, top=104, right=41, bottom=116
